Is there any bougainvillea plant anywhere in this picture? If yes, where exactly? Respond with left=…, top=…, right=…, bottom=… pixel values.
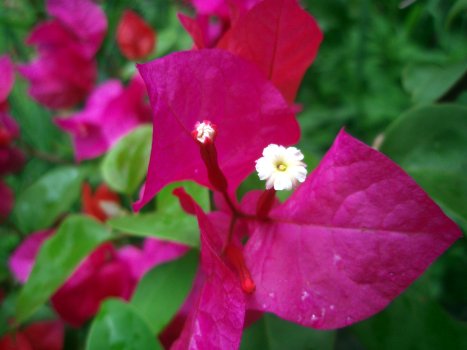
left=1, top=0, right=466, bottom=349
left=134, top=42, right=461, bottom=350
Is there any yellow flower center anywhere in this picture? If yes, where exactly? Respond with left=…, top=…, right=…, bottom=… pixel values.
left=276, top=162, right=287, bottom=172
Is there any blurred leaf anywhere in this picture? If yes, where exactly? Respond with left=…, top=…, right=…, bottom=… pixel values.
left=101, top=126, right=152, bottom=195
left=403, top=60, right=467, bottom=105
left=16, top=215, right=111, bottom=323
left=241, top=314, right=335, bottom=350
left=108, top=181, right=209, bottom=247
left=13, top=166, right=85, bottom=233
left=9, top=79, right=65, bottom=153
left=351, top=289, right=467, bottom=350
left=0, top=231, right=19, bottom=283
left=86, top=299, right=162, bottom=350
left=108, top=212, right=199, bottom=247
left=447, top=0, right=467, bottom=27
left=131, top=250, right=198, bottom=333
left=156, top=181, right=210, bottom=213
left=380, top=104, right=467, bottom=228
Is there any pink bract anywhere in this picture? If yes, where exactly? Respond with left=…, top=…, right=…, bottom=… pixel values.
left=51, top=243, right=134, bottom=327
left=118, top=238, right=189, bottom=281
left=18, top=44, right=98, bottom=109
left=218, top=0, right=323, bottom=103
left=46, top=0, right=107, bottom=58
left=134, top=49, right=299, bottom=210
left=171, top=130, right=461, bottom=347
left=19, top=0, right=107, bottom=109
left=244, top=130, right=462, bottom=329
left=9, top=230, right=54, bottom=283
left=172, top=205, right=245, bottom=350
left=55, top=76, right=151, bottom=161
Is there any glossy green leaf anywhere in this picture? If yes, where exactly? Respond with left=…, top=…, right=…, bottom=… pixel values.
left=351, top=289, right=467, bottom=350
left=101, top=126, right=152, bottom=195
left=403, top=60, right=467, bottom=105
left=13, top=166, right=85, bottom=233
left=86, top=299, right=162, bottom=350
left=16, top=215, right=111, bottom=323
left=241, top=314, right=335, bottom=350
left=107, top=181, right=209, bottom=247
left=380, top=104, right=467, bottom=227
left=131, top=250, right=198, bottom=333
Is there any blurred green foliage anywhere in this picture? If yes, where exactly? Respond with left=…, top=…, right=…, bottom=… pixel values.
left=0, top=0, right=466, bottom=349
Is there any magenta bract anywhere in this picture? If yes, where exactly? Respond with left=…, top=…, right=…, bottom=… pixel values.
left=19, top=0, right=107, bottom=109
left=55, top=76, right=151, bottom=161
left=51, top=243, right=134, bottom=327
left=134, top=49, right=300, bottom=210
left=46, top=0, right=107, bottom=58
left=172, top=202, right=245, bottom=350
left=9, top=230, right=54, bottom=283
left=168, top=130, right=461, bottom=348
left=118, top=238, right=189, bottom=281
left=244, top=130, right=462, bottom=329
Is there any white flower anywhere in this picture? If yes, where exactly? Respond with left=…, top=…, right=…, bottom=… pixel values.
left=255, top=144, right=307, bottom=190
left=193, top=120, right=216, bottom=144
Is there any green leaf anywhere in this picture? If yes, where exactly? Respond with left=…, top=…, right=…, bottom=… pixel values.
left=447, top=0, right=467, bottom=26
left=86, top=299, right=162, bottom=350
left=101, top=126, right=152, bottom=195
left=241, top=314, right=335, bottom=350
left=131, top=250, right=198, bottom=333
left=351, top=289, right=467, bottom=350
left=403, top=60, right=467, bottom=105
left=380, top=104, right=467, bottom=228
left=107, top=181, right=209, bottom=247
left=16, top=215, right=111, bottom=323
left=156, top=181, right=210, bottom=214
left=9, top=79, right=64, bottom=153
left=13, top=166, right=85, bottom=233
left=108, top=212, right=199, bottom=247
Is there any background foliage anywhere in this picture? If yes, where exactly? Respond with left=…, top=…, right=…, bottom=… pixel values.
left=0, top=0, right=466, bottom=349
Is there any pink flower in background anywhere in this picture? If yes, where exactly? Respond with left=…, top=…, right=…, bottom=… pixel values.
left=55, top=75, right=151, bottom=161
left=118, top=238, right=189, bottom=282
left=50, top=243, right=135, bottom=327
left=9, top=230, right=54, bottom=283
left=0, top=320, right=64, bottom=350
left=18, top=0, right=107, bottom=109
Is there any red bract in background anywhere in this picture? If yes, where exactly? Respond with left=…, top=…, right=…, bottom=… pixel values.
left=117, top=10, right=156, bottom=60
